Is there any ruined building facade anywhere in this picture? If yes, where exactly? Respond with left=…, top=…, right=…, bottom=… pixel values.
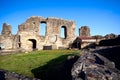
left=0, top=16, right=76, bottom=51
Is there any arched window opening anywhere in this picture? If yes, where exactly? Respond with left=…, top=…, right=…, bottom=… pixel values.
left=61, top=26, right=67, bottom=39
left=40, top=22, right=46, bottom=36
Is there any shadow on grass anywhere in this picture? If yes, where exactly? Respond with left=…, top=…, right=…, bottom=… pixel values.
left=31, top=54, right=79, bottom=80
left=0, top=70, right=5, bottom=80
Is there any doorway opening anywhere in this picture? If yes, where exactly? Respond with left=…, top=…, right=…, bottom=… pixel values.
left=72, top=37, right=82, bottom=49
left=28, top=39, right=37, bottom=50
left=18, top=35, right=21, bottom=48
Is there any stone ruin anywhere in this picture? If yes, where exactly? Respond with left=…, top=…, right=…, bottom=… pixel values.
left=71, top=35, right=120, bottom=80
left=0, top=17, right=96, bottom=53
left=71, top=48, right=120, bottom=80
left=0, top=16, right=76, bottom=52
left=79, top=26, right=90, bottom=37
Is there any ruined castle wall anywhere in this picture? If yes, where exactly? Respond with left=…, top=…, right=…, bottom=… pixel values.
left=17, top=16, right=76, bottom=51
left=0, top=16, right=76, bottom=51
left=0, top=36, right=13, bottom=49
left=17, top=32, right=45, bottom=51
left=46, top=18, right=76, bottom=38
left=0, top=23, right=15, bottom=49
left=17, top=17, right=43, bottom=51
left=46, top=18, right=76, bottom=48
left=2, top=23, right=12, bottom=36
left=18, top=16, right=41, bottom=35
left=79, top=26, right=90, bottom=37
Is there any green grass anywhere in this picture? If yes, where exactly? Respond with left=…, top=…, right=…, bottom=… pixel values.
left=0, top=50, right=80, bottom=80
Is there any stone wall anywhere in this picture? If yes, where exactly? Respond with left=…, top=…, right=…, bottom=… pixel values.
left=17, top=16, right=76, bottom=51
left=0, top=23, right=16, bottom=49
left=2, top=23, right=12, bottom=36
left=0, top=16, right=76, bottom=51
left=79, top=26, right=90, bottom=37
left=71, top=49, right=120, bottom=80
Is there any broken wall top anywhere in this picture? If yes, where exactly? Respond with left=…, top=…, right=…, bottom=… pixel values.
left=1, top=23, right=12, bottom=36
left=18, top=16, right=76, bottom=35
left=79, top=26, right=90, bottom=37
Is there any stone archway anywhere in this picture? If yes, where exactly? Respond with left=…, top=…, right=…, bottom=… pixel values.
left=28, top=39, right=37, bottom=50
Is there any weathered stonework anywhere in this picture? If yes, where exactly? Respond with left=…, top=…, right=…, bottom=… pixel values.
left=0, top=23, right=18, bottom=50
left=0, top=16, right=76, bottom=52
left=71, top=49, right=120, bottom=80
left=79, top=26, right=90, bottom=37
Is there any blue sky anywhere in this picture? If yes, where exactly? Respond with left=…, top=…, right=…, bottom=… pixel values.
left=0, top=0, right=120, bottom=36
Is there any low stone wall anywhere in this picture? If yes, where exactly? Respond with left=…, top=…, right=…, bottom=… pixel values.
left=0, top=49, right=23, bottom=55
left=0, top=69, right=40, bottom=80
left=71, top=49, right=120, bottom=80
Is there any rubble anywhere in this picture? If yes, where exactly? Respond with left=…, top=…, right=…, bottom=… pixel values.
left=71, top=49, right=120, bottom=80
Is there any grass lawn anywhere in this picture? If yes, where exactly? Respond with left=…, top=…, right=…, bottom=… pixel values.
left=0, top=50, right=80, bottom=80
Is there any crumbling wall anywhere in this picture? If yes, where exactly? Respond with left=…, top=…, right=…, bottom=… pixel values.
left=0, top=23, right=15, bottom=49
left=71, top=49, right=120, bottom=80
left=2, top=23, right=12, bottom=36
left=18, top=16, right=41, bottom=34
left=17, top=16, right=76, bottom=51
left=79, top=26, right=90, bottom=37
left=0, top=16, right=76, bottom=51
